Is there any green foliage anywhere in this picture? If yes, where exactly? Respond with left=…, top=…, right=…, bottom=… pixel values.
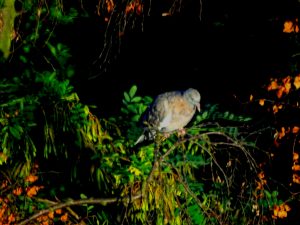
left=0, top=6, right=92, bottom=179
left=0, top=0, right=294, bottom=223
left=119, top=85, right=153, bottom=142
left=77, top=85, right=281, bottom=225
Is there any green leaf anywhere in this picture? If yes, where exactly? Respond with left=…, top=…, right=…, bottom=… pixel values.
left=224, top=111, right=229, bottom=118
left=80, top=193, right=88, bottom=199
left=87, top=205, right=94, bottom=211
left=187, top=204, right=206, bottom=224
left=9, top=125, right=23, bottom=140
left=121, top=107, right=129, bottom=114
left=131, top=114, right=140, bottom=122
left=202, top=111, right=208, bottom=120
left=124, top=92, right=130, bottom=102
left=143, top=96, right=153, bottom=104
left=23, top=45, right=30, bottom=53
left=128, top=104, right=138, bottom=113
left=19, top=55, right=27, bottom=63
left=272, top=190, right=279, bottom=198
left=47, top=42, right=57, bottom=57
left=131, top=96, right=142, bottom=103
left=129, top=85, right=137, bottom=98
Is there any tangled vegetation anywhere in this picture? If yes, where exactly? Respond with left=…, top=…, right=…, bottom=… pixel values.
left=1, top=0, right=300, bottom=224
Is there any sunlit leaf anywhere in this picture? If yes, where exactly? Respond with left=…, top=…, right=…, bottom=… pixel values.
left=283, top=76, right=291, bottom=94
left=128, top=165, right=142, bottom=176
left=283, top=20, right=299, bottom=33
left=129, top=85, right=137, bottom=98
left=293, top=74, right=300, bottom=89
left=131, top=96, right=142, bottom=103
left=267, top=80, right=278, bottom=91
left=47, top=42, right=57, bottom=56
left=293, top=173, right=300, bottom=184
left=250, top=94, right=254, bottom=101
left=124, top=92, right=130, bottom=102
left=292, top=126, right=300, bottom=134
left=278, top=127, right=286, bottom=139
left=277, top=87, right=284, bottom=99
left=259, top=99, right=265, bottom=106
left=292, top=164, right=300, bottom=171
left=80, top=193, right=88, bottom=199
left=272, top=104, right=282, bottom=114
left=293, top=152, right=299, bottom=162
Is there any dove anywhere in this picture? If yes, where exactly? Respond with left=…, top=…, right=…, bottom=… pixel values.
left=135, top=88, right=201, bottom=145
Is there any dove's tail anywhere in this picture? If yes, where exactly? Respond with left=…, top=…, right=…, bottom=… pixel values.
left=134, top=129, right=156, bottom=145
left=134, top=134, right=146, bottom=145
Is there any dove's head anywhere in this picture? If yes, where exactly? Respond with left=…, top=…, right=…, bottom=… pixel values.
left=184, top=88, right=201, bottom=112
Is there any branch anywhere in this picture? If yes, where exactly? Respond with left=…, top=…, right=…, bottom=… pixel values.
left=159, top=131, right=233, bottom=162
left=17, top=195, right=142, bottom=225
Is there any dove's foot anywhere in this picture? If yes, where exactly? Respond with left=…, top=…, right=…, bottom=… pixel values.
left=177, top=128, right=187, bottom=137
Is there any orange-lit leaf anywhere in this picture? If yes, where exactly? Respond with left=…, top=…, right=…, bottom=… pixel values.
left=273, top=203, right=291, bottom=219
left=273, top=105, right=283, bottom=114
left=284, top=204, right=291, bottom=212
left=60, top=213, right=68, bottom=222
left=294, top=74, right=300, bottom=89
left=267, top=80, right=278, bottom=91
left=25, top=175, right=38, bottom=183
left=106, top=0, right=114, bottom=13
left=292, top=126, right=300, bottom=134
left=283, top=20, right=299, bottom=33
left=258, top=171, right=265, bottom=179
left=283, top=76, right=291, bottom=94
left=13, top=187, right=22, bottom=196
left=259, top=99, right=265, bottom=106
left=278, top=127, right=286, bottom=139
left=48, top=211, right=54, bottom=219
left=283, top=21, right=293, bottom=33
left=55, top=209, right=62, bottom=214
left=276, top=86, right=284, bottom=98
left=284, top=82, right=291, bottom=94
left=250, top=94, right=254, bottom=101
left=8, top=213, right=15, bottom=223
left=256, top=181, right=263, bottom=190
left=1, top=180, right=8, bottom=189
left=293, top=152, right=299, bottom=161
left=293, top=173, right=300, bottom=184
left=26, top=185, right=43, bottom=197
left=292, top=164, right=300, bottom=171
left=278, top=210, right=287, bottom=218
left=136, top=3, right=142, bottom=15
left=273, top=105, right=279, bottom=114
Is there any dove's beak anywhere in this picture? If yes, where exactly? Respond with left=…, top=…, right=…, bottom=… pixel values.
left=196, top=103, right=200, bottom=112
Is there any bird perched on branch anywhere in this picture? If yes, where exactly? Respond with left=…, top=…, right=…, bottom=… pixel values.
left=135, top=88, right=201, bottom=145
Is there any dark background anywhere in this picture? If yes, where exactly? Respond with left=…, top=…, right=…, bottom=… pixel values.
left=62, top=0, right=299, bottom=118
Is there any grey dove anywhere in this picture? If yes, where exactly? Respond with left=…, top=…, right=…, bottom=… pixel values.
left=135, top=88, right=201, bottom=145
